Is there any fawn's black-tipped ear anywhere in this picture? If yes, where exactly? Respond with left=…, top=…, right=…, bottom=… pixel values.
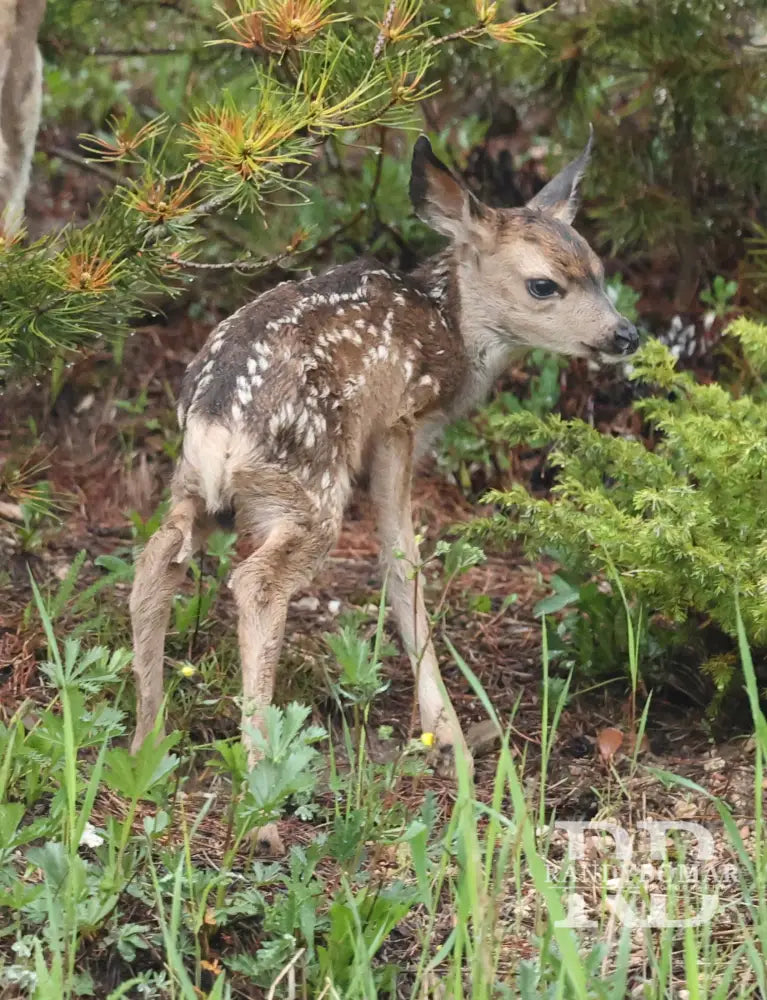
left=410, top=135, right=486, bottom=241
left=527, top=125, right=593, bottom=224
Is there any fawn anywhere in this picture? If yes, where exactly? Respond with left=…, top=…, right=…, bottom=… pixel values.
left=130, top=132, right=638, bottom=848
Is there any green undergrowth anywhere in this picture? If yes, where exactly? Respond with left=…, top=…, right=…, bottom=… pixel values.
left=0, top=560, right=765, bottom=998
left=465, top=317, right=767, bottom=709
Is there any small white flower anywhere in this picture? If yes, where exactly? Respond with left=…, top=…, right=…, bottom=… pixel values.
left=79, top=822, right=104, bottom=849
left=327, top=599, right=341, bottom=615
left=12, top=938, right=33, bottom=959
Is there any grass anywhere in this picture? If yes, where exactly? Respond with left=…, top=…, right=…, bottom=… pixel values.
left=0, top=549, right=765, bottom=999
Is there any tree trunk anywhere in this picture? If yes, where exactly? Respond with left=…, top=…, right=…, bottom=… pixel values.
left=0, top=0, right=46, bottom=234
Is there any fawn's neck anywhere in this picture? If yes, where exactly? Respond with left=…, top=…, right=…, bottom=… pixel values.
left=413, top=249, right=521, bottom=419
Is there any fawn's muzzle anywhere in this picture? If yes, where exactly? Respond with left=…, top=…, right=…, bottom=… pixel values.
left=613, top=319, right=639, bottom=355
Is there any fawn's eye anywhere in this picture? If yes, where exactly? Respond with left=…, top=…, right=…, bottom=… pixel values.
left=526, top=278, right=561, bottom=299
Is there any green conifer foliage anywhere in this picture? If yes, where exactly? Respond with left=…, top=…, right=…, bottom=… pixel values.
left=1, top=0, right=543, bottom=377
left=469, top=318, right=767, bottom=646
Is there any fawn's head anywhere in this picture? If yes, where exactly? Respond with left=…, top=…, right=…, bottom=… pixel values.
left=410, top=133, right=638, bottom=361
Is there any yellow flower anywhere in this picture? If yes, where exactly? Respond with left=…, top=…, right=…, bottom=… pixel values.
left=420, top=732, right=435, bottom=748
left=179, top=663, right=196, bottom=678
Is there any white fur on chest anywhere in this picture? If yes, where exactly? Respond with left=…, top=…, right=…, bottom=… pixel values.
left=450, top=336, right=514, bottom=419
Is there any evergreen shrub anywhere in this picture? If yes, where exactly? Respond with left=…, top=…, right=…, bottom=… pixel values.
left=468, top=318, right=767, bottom=651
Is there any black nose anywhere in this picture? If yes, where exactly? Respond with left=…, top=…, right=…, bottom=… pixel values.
left=614, top=318, right=639, bottom=355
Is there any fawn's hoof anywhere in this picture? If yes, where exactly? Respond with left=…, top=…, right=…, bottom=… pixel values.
left=250, top=822, right=285, bottom=857
left=465, top=718, right=503, bottom=758
left=130, top=727, right=166, bottom=756
left=430, top=740, right=474, bottom=780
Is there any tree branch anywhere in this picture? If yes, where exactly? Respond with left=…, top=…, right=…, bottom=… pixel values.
left=46, top=146, right=120, bottom=184
left=374, top=0, right=398, bottom=59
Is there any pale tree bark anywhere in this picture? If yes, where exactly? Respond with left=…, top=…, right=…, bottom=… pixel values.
left=0, top=0, right=46, bottom=234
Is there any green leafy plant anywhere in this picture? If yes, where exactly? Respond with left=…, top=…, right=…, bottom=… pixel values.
left=700, top=274, right=738, bottom=318
left=535, top=572, right=667, bottom=690
left=2, top=575, right=767, bottom=996
left=238, top=703, right=327, bottom=835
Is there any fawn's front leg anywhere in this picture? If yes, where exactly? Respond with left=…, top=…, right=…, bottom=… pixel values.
left=369, top=424, right=469, bottom=774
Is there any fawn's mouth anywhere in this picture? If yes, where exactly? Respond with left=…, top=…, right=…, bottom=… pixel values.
left=580, top=341, right=632, bottom=364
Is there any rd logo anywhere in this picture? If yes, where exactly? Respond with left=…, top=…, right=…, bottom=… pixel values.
left=553, top=820, right=718, bottom=928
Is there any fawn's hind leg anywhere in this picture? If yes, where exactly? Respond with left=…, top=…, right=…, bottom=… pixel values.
left=130, top=495, right=206, bottom=754
left=229, top=510, right=338, bottom=758
left=228, top=487, right=340, bottom=854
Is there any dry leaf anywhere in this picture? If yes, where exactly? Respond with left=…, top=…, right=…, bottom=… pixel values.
left=673, top=796, right=698, bottom=819
left=596, top=727, right=624, bottom=762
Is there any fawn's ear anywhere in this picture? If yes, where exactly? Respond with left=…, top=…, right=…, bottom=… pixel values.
left=410, top=136, right=487, bottom=242
left=527, top=126, right=593, bottom=224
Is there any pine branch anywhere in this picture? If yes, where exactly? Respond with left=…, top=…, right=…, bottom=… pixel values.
left=46, top=147, right=120, bottom=185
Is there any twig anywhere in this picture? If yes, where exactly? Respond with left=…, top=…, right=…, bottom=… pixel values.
left=79, top=45, right=201, bottom=57
left=267, top=948, right=305, bottom=1000
left=172, top=242, right=297, bottom=274
left=188, top=190, right=234, bottom=218
left=426, top=22, right=487, bottom=49
left=374, top=0, right=398, bottom=58
left=46, top=146, right=119, bottom=184
left=165, top=161, right=203, bottom=185
left=173, top=202, right=368, bottom=274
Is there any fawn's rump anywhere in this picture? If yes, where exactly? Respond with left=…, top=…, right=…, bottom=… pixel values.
left=173, top=414, right=350, bottom=540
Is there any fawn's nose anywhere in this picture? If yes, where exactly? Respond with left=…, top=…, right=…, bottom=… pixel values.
left=613, top=318, right=639, bottom=355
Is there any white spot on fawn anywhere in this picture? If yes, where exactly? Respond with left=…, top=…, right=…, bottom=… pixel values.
left=236, top=376, right=252, bottom=405
left=382, top=310, right=394, bottom=341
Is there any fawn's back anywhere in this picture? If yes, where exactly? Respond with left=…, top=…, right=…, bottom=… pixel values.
left=175, top=256, right=466, bottom=524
